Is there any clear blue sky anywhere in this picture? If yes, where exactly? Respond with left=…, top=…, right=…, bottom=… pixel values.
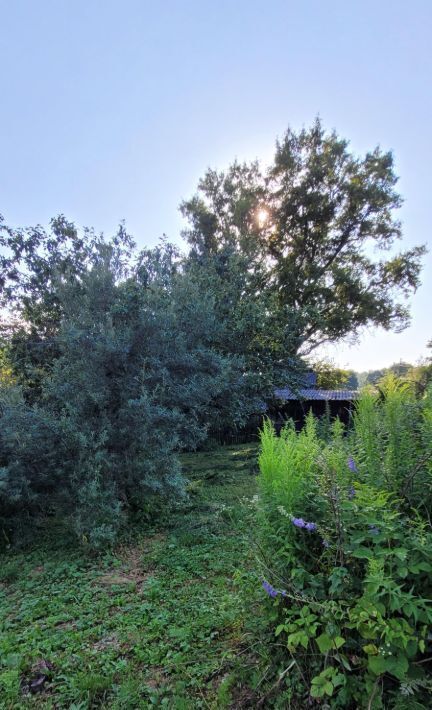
left=1, top=0, right=431, bottom=370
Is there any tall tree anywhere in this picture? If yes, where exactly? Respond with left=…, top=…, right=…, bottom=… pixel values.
left=312, top=360, right=358, bottom=389
left=183, top=246, right=304, bottom=428
left=181, top=119, right=426, bottom=355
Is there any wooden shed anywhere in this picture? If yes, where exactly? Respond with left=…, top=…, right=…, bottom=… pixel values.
left=272, top=378, right=359, bottom=429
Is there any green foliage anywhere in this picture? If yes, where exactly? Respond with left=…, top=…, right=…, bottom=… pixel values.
left=313, top=360, right=358, bottom=389
left=255, top=381, right=432, bottom=707
left=0, top=344, right=14, bottom=386
left=0, top=213, right=304, bottom=548
left=0, top=445, right=257, bottom=708
left=182, top=119, right=426, bottom=355
left=353, top=376, right=432, bottom=508
left=0, top=215, right=129, bottom=402
left=259, top=413, right=321, bottom=517
left=183, top=244, right=305, bottom=431
left=1, top=213, right=303, bottom=422
left=0, top=239, right=255, bottom=548
left=357, top=347, right=432, bottom=396
left=0, top=559, right=21, bottom=584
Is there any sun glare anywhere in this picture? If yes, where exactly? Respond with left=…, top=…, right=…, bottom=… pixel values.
left=257, top=208, right=268, bottom=228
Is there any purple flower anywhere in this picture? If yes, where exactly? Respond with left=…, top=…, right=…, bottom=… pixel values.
left=368, top=525, right=380, bottom=536
left=292, top=517, right=306, bottom=528
left=291, top=517, right=317, bottom=531
left=348, top=486, right=356, bottom=499
left=348, top=457, right=358, bottom=473
left=305, top=522, right=317, bottom=531
left=262, top=580, right=278, bottom=598
left=262, top=579, right=287, bottom=598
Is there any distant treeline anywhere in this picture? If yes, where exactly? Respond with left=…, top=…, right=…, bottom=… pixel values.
left=311, top=355, right=432, bottom=395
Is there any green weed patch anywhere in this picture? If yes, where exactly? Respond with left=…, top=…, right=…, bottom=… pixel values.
left=0, top=445, right=257, bottom=708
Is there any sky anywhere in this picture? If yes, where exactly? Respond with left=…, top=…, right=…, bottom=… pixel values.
left=1, top=0, right=431, bottom=370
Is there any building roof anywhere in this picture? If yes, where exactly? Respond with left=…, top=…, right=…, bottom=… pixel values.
left=275, top=387, right=359, bottom=402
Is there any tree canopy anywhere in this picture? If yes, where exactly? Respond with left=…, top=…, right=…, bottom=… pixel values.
left=312, top=361, right=359, bottom=390
left=181, top=118, right=426, bottom=354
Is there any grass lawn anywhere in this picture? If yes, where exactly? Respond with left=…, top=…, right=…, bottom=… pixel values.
left=0, top=445, right=261, bottom=708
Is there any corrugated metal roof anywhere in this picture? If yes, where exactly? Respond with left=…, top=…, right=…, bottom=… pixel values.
left=275, top=387, right=359, bottom=401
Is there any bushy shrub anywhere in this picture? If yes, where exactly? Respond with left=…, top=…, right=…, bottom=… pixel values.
left=0, top=243, right=238, bottom=549
left=256, top=379, right=432, bottom=708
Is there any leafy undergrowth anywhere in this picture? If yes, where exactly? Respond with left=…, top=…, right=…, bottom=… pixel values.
left=0, top=444, right=262, bottom=709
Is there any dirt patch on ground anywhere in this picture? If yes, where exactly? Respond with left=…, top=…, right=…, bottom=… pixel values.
left=92, top=634, right=122, bottom=652
left=21, top=659, right=55, bottom=697
left=229, top=686, right=258, bottom=708
left=96, top=573, right=140, bottom=586
left=29, top=565, right=45, bottom=577
left=54, top=619, right=77, bottom=630
left=139, top=532, right=167, bottom=550
left=117, top=544, right=147, bottom=575
left=93, top=542, right=160, bottom=589
left=144, top=666, right=167, bottom=691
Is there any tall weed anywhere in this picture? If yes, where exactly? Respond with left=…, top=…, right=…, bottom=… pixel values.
left=254, top=380, right=432, bottom=708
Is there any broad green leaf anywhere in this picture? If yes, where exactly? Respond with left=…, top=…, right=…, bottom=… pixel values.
left=363, top=644, right=378, bottom=655
left=324, top=681, right=334, bottom=696
left=316, top=633, right=333, bottom=653
left=333, top=636, right=345, bottom=649
left=368, top=655, right=388, bottom=675
left=386, top=654, right=409, bottom=681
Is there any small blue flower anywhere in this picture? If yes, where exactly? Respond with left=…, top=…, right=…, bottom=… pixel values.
left=348, top=457, right=358, bottom=473
left=262, top=579, right=286, bottom=598
left=322, top=538, right=330, bottom=548
left=348, top=486, right=356, bottom=499
left=292, top=517, right=306, bottom=528
left=291, top=517, right=317, bottom=531
left=368, top=525, right=380, bottom=536
left=262, top=580, right=278, bottom=598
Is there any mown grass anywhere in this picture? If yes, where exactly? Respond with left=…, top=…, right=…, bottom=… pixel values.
left=0, top=444, right=259, bottom=709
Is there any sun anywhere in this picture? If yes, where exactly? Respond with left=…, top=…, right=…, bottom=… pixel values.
left=257, top=208, right=269, bottom=228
